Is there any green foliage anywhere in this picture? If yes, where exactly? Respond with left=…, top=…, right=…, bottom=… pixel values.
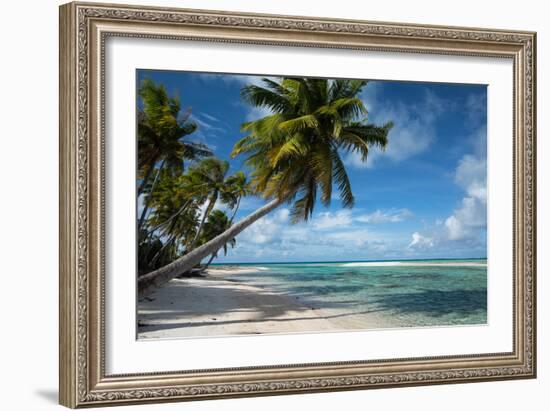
left=137, top=79, right=230, bottom=274
left=137, top=77, right=391, bottom=276
left=198, top=210, right=236, bottom=257
left=232, top=77, right=392, bottom=223
left=137, top=78, right=212, bottom=195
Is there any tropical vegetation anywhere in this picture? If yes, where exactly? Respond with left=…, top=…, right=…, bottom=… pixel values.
left=137, top=77, right=392, bottom=296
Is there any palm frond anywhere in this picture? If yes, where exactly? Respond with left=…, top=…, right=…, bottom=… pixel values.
left=308, top=143, right=333, bottom=206
left=278, top=114, right=319, bottom=133
left=331, top=149, right=354, bottom=208
left=269, top=133, right=309, bottom=167
left=241, top=85, right=290, bottom=113
left=290, top=176, right=317, bottom=223
left=232, top=76, right=391, bottom=224
left=344, top=121, right=393, bottom=149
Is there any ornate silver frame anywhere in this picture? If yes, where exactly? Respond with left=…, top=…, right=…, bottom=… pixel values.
left=59, top=1, right=536, bottom=408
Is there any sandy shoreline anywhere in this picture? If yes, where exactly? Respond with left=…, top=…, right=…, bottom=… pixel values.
left=137, top=267, right=393, bottom=339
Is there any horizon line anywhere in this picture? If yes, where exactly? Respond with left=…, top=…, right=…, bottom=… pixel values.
left=211, top=257, right=488, bottom=266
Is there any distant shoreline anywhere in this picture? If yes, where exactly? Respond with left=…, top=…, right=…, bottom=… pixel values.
left=210, top=257, right=487, bottom=268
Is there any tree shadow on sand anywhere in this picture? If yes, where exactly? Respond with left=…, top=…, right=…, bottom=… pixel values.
left=138, top=308, right=384, bottom=333
left=138, top=278, right=364, bottom=327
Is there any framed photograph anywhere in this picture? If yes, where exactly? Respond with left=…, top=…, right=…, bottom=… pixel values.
left=59, top=2, right=537, bottom=408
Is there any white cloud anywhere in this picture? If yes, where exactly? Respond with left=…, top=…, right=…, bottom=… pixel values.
left=237, top=208, right=289, bottom=244
left=199, top=112, right=220, bottom=123
left=454, top=153, right=487, bottom=202
left=191, top=115, right=226, bottom=134
left=227, top=203, right=415, bottom=261
left=226, top=203, right=406, bottom=261
left=306, top=208, right=411, bottom=230
left=408, top=232, right=434, bottom=249
left=356, top=208, right=412, bottom=224
left=312, top=210, right=353, bottom=230
left=444, top=154, right=487, bottom=241
left=407, top=151, right=487, bottom=249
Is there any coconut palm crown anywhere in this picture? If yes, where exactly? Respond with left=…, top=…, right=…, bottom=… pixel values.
left=232, top=77, right=393, bottom=222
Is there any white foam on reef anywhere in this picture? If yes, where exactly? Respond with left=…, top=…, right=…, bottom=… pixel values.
left=341, top=261, right=487, bottom=267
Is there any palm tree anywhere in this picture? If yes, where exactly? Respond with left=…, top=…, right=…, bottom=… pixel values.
left=137, top=78, right=212, bottom=229
left=138, top=160, right=248, bottom=273
left=184, top=158, right=233, bottom=250
left=224, top=171, right=251, bottom=223
left=197, top=210, right=236, bottom=273
left=142, top=171, right=197, bottom=242
left=138, top=77, right=392, bottom=295
left=138, top=169, right=201, bottom=272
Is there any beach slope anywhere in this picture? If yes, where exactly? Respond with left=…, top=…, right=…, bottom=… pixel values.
left=137, top=267, right=387, bottom=339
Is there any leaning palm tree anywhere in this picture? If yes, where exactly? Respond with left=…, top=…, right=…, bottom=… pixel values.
left=138, top=77, right=392, bottom=295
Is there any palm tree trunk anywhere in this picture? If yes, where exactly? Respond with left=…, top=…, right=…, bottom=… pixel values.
left=187, top=196, right=215, bottom=250
left=146, top=199, right=192, bottom=236
left=149, top=233, right=177, bottom=266
left=138, top=160, right=165, bottom=231
left=138, top=196, right=285, bottom=296
left=199, top=253, right=216, bottom=273
left=229, top=196, right=241, bottom=223
left=202, top=196, right=241, bottom=266
left=137, top=163, right=155, bottom=196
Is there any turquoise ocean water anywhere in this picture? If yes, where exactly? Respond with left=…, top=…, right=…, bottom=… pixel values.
left=214, top=259, right=487, bottom=328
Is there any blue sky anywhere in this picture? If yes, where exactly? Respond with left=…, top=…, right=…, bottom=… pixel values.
left=137, top=70, right=487, bottom=263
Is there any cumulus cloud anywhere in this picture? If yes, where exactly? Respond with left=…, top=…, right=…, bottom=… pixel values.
left=356, top=208, right=412, bottom=224
left=407, top=150, right=487, bottom=251
left=444, top=153, right=487, bottom=241
left=237, top=208, right=290, bottom=244
left=307, top=208, right=411, bottom=230
left=228, top=205, right=407, bottom=261
left=312, top=210, right=353, bottom=230
left=403, top=124, right=487, bottom=255
left=408, top=232, right=434, bottom=249
left=454, top=153, right=487, bottom=201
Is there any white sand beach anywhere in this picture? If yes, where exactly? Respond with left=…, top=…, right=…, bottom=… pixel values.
left=137, top=267, right=394, bottom=339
